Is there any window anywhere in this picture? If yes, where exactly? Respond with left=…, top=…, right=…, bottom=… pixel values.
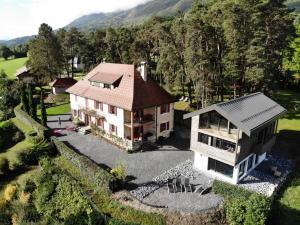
left=198, top=133, right=209, bottom=145
left=208, top=158, right=233, bottom=178
left=97, top=119, right=103, bottom=128
left=247, top=155, right=254, bottom=170
left=199, top=113, right=210, bottom=128
left=254, top=154, right=259, bottom=165
left=239, top=161, right=246, bottom=178
left=160, top=104, right=170, bottom=114
left=109, top=105, right=117, bottom=115
left=104, top=84, right=110, bottom=89
left=213, top=138, right=236, bottom=152
left=257, top=129, right=264, bottom=144
left=109, top=124, right=117, bottom=135
left=160, top=122, right=169, bottom=132
left=85, top=98, right=89, bottom=109
left=94, top=101, right=103, bottom=110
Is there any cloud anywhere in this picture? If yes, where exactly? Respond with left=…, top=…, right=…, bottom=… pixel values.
left=0, top=0, right=149, bottom=40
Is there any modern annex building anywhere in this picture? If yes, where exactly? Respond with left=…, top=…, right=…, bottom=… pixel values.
left=67, top=62, right=175, bottom=150
left=184, top=93, right=286, bottom=184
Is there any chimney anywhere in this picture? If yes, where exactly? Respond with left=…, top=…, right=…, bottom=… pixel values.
left=140, top=61, right=147, bottom=81
left=102, top=58, right=106, bottom=64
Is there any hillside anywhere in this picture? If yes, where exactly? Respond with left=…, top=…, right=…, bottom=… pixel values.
left=66, top=0, right=193, bottom=30
left=1, top=0, right=299, bottom=47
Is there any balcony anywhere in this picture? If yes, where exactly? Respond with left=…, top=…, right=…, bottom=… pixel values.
left=124, top=114, right=154, bottom=128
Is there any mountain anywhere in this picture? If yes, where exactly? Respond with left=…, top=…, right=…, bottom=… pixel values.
left=0, top=35, right=35, bottom=47
left=1, top=0, right=299, bottom=47
left=66, top=0, right=193, bottom=30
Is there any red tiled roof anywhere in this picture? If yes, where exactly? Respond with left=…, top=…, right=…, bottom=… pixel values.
left=50, top=78, right=77, bottom=88
left=88, top=72, right=123, bottom=84
left=67, top=63, right=175, bottom=111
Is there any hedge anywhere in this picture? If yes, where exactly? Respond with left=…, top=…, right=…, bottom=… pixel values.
left=51, top=137, right=115, bottom=192
left=14, top=104, right=49, bottom=138
left=212, top=180, right=253, bottom=200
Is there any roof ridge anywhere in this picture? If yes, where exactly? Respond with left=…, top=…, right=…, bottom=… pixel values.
left=217, top=92, right=262, bottom=107
left=241, top=104, right=278, bottom=123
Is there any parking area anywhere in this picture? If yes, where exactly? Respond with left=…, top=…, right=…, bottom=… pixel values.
left=57, top=130, right=193, bottom=185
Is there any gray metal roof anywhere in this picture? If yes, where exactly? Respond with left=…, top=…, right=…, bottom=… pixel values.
left=184, top=92, right=287, bottom=136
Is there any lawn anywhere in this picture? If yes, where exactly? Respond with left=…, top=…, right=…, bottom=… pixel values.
left=0, top=57, right=28, bottom=79
left=272, top=89, right=300, bottom=160
left=37, top=102, right=71, bottom=117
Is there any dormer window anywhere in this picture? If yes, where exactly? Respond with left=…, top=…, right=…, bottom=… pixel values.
left=88, top=72, right=123, bottom=90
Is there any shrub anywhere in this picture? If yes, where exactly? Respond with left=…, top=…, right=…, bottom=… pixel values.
left=0, top=156, right=9, bottom=175
left=108, top=218, right=139, bottom=225
left=226, top=198, right=247, bottom=225
left=4, top=185, right=17, bottom=202
left=244, top=194, right=271, bottom=225
left=14, top=104, right=49, bottom=138
left=51, top=137, right=115, bottom=192
left=0, top=120, right=21, bottom=151
left=12, top=131, right=25, bottom=143
left=212, top=180, right=252, bottom=200
left=0, top=197, right=7, bottom=209
left=19, top=192, right=31, bottom=205
left=214, top=181, right=272, bottom=225
left=111, top=163, right=127, bottom=188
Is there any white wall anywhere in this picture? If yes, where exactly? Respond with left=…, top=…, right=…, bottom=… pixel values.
left=70, top=94, right=124, bottom=138
left=52, top=87, right=67, bottom=95
left=156, top=103, right=174, bottom=138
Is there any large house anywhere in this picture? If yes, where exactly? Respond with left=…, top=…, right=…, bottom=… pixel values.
left=67, top=62, right=175, bottom=150
left=184, top=93, right=286, bottom=184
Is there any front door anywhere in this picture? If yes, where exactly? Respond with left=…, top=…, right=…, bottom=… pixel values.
left=84, top=114, right=90, bottom=125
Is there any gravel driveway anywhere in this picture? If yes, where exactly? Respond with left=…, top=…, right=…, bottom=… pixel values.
left=58, top=130, right=193, bottom=185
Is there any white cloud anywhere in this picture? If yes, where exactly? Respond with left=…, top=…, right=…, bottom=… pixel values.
left=0, top=0, right=149, bottom=40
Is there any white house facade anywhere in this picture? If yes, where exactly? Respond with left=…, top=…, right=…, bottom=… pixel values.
left=184, top=93, right=286, bottom=184
left=67, top=62, right=175, bottom=150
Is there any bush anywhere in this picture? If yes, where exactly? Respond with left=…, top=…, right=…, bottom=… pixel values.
left=0, top=156, right=9, bottom=175
left=0, top=120, right=22, bottom=151
left=14, top=104, right=49, bottom=138
left=212, top=180, right=252, bottom=200
left=33, top=159, right=103, bottom=224
left=4, top=184, right=17, bottom=202
left=244, top=194, right=271, bottom=225
left=108, top=218, right=139, bottom=225
left=51, top=137, right=115, bottom=192
left=213, top=181, right=271, bottom=225
left=111, top=163, right=127, bottom=188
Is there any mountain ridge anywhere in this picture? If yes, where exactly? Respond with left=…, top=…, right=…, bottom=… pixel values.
left=1, top=0, right=299, bottom=47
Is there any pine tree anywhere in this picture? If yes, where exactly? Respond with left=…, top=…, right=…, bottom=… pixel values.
left=20, top=85, right=29, bottom=113
left=28, top=23, right=63, bottom=85
left=40, top=88, right=47, bottom=126
left=27, top=84, right=37, bottom=120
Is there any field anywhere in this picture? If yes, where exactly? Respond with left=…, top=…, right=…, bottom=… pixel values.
left=0, top=57, right=28, bottom=79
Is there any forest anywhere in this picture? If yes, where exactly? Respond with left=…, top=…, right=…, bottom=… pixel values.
left=1, top=0, right=298, bottom=117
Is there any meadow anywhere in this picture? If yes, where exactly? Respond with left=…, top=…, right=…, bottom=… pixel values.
left=0, top=57, right=28, bottom=79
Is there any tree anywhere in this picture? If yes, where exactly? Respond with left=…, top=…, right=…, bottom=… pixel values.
left=20, top=85, right=29, bottom=114
left=27, top=84, right=37, bottom=121
left=40, top=88, right=47, bottom=126
left=0, top=46, right=13, bottom=60
left=28, top=23, right=63, bottom=85
left=0, top=79, right=21, bottom=120
left=59, top=27, right=84, bottom=77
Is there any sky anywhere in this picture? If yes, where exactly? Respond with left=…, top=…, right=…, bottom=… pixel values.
left=0, top=0, right=149, bottom=40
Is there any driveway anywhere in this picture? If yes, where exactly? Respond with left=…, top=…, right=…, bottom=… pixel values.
left=57, top=130, right=193, bottom=185
left=47, top=113, right=73, bottom=130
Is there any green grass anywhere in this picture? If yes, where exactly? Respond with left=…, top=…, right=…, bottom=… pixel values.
left=273, top=166, right=300, bottom=225
left=0, top=57, right=28, bottom=79
left=37, top=103, right=71, bottom=117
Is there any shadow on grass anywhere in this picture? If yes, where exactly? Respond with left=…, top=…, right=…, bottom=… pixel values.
left=0, top=167, right=34, bottom=188
left=272, top=130, right=300, bottom=160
